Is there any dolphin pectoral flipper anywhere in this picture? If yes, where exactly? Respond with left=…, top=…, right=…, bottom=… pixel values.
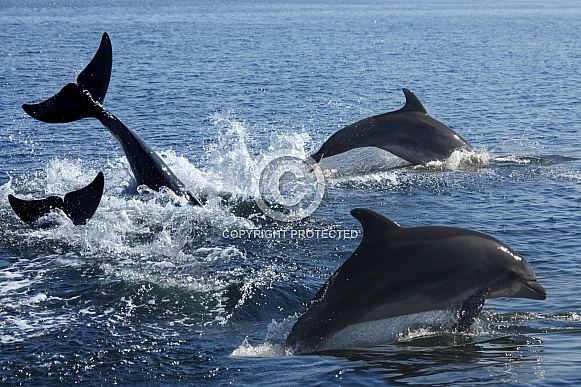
left=453, top=290, right=489, bottom=332
left=8, top=172, right=104, bottom=227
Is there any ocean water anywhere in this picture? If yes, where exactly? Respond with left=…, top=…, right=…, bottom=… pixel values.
left=1, top=0, right=580, bottom=385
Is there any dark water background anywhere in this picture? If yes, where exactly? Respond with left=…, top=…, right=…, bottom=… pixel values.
left=1, top=1, right=580, bottom=385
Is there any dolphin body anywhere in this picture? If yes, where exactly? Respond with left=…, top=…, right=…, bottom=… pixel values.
left=286, top=208, right=546, bottom=350
left=22, top=33, right=201, bottom=205
left=311, top=89, right=473, bottom=165
left=8, top=172, right=104, bottom=227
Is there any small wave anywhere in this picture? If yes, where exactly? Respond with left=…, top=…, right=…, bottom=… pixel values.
left=553, top=311, right=581, bottom=322
left=231, top=337, right=289, bottom=357
left=1, top=155, right=253, bottom=247
left=0, top=254, right=79, bottom=344
left=491, top=154, right=578, bottom=166
left=418, top=149, right=491, bottom=171
left=231, top=316, right=297, bottom=357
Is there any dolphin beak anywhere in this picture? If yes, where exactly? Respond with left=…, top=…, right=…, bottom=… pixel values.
left=514, top=279, right=547, bottom=300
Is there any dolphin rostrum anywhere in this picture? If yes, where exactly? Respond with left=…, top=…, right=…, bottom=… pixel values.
left=311, top=88, right=473, bottom=165
left=8, top=172, right=104, bottom=227
left=286, top=208, right=546, bottom=350
left=22, top=33, right=201, bottom=205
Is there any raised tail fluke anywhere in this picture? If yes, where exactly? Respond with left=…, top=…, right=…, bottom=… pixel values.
left=22, top=83, right=95, bottom=123
left=8, top=172, right=105, bottom=227
left=8, top=194, right=64, bottom=226
left=61, top=171, right=105, bottom=225
left=22, top=32, right=112, bottom=123
left=76, top=32, right=112, bottom=104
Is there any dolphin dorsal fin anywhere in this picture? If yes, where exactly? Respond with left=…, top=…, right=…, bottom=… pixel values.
left=351, top=208, right=400, bottom=246
left=397, top=88, right=428, bottom=114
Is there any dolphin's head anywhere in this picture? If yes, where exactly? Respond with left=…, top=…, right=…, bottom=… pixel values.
left=487, top=244, right=546, bottom=300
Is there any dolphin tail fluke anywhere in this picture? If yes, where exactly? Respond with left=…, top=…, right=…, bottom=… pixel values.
left=22, top=32, right=112, bottom=123
left=22, top=83, right=97, bottom=123
left=8, top=194, right=63, bottom=226
left=76, top=32, right=112, bottom=104
left=61, top=171, right=105, bottom=225
left=8, top=172, right=105, bottom=227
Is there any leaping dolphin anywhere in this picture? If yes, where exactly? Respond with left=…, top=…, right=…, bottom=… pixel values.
left=22, top=33, right=201, bottom=205
left=8, top=172, right=104, bottom=227
left=311, top=89, right=473, bottom=165
left=286, top=208, right=546, bottom=351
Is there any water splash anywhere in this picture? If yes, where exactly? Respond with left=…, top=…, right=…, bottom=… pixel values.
left=231, top=310, right=456, bottom=356
left=419, top=149, right=491, bottom=171
left=202, top=110, right=316, bottom=202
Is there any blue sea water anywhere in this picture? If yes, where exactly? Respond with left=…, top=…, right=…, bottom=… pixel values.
left=1, top=0, right=581, bottom=385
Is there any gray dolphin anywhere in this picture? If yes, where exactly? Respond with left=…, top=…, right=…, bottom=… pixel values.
left=286, top=208, right=546, bottom=350
left=311, top=89, right=473, bottom=165
left=22, top=33, right=201, bottom=205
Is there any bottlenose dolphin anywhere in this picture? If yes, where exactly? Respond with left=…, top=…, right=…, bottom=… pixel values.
left=8, top=172, right=104, bottom=226
left=311, top=88, right=473, bottom=165
left=22, top=33, right=201, bottom=205
left=286, top=208, right=546, bottom=350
